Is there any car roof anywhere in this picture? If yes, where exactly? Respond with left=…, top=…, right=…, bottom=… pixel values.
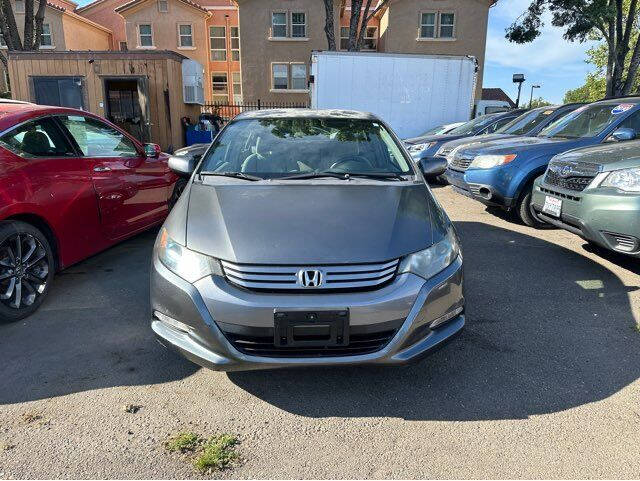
left=593, top=96, right=640, bottom=105
left=235, top=109, right=380, bottom=121
left=0, top=103, right=98, bottom=132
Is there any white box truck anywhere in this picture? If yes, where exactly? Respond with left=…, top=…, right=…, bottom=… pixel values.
left=310, top=51, right=477, bottom=139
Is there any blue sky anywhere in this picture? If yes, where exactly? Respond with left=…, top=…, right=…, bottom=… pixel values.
left=483, top=0, right=597, bottom=104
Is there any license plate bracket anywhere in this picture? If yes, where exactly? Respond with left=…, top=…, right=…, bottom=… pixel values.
left=274, top=309, right=349, bottom=347
left=542, top=195, right=562, bottom=217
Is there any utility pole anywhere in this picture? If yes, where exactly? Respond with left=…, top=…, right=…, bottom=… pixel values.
left=529, top=84, right=540, bottom=108
left=513, top=73, right=525, bottom=108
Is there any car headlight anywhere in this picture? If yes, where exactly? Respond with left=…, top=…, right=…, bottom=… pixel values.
left=398, top=226, right=460, bottom=280
left=600, top=168, right=640, bottom=192
left=407, top=141, right=435, bottom=154
left=155, top=228, right=222, bottom=283
left=469, top=154, right=516, bottom=169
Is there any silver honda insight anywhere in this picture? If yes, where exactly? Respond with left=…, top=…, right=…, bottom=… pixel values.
left=151, top=109, right=464, bottom=371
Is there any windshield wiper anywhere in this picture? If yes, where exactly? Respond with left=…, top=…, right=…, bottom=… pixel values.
left=279, top=171, right=409, bottom=181
left=199, top=171, right=262, bottom=181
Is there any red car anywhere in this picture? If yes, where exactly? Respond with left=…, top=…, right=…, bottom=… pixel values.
left=0, top=103, right=182, bottom=322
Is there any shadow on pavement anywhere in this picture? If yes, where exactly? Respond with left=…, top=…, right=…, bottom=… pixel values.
left=228, top=221, right=640, bottom=421
left=0, top=229, right=199, bottom=405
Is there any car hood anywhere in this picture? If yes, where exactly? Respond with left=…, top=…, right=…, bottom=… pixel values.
left=551, top=140, right=640, bottom=171
left=440, top=134, right=515, bottom=152
left=404, top=133, right=467, bottom=145
left=458, top=135, right=573, bottom=157
left=185, top=182, right=436, bottom=264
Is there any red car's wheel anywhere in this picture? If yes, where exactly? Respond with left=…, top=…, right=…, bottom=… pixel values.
left=0, top=221, right=55, bottom=323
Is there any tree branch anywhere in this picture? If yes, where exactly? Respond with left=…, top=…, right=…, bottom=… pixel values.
left=2, top=0, right=23, bottom=50
left=347, top=0, right=363, bottom=51
left=24, top=0, right=33, bottom=49
left=32, top=0, right=47, bottom=50
left=323, top=0, right=337, bottom=51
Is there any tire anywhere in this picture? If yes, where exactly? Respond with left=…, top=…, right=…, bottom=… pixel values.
left=0, top=221, right=55, bottom=323
left=515, top=185, right=546, bottom=228
left=169, top=179, right=188, bottom=210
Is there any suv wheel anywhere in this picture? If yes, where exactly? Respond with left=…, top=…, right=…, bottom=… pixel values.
left=0, top=221, right=55, bottom=323
left=515, top=185, right=546, bottom=228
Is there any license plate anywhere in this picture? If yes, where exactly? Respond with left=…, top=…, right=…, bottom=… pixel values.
left=273, top=309, right=349, bottom=347
left=542, top=195, right=562, bottom=217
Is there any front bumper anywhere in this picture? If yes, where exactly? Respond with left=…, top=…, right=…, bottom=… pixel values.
left=150, top=254, right=465, bottom=371
left=531, top=178, right=640, bottom=256
left=445, top=168, right=514, bottom=208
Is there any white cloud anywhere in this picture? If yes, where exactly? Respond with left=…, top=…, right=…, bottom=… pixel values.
left=485, top=0, right=596, bottom=73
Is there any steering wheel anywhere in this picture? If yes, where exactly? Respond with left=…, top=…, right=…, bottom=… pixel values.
left=329, top=154, right=372, bottom=172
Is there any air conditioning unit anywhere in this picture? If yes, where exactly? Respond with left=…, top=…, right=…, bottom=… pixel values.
left=182, top=59, right=205, bottom=105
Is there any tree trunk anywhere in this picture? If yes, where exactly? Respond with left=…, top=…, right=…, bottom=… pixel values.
left=32, top=0, right=47, bottom=50
left=2, top=0, right=23, bottom=50
left=605, top=21, right=615, bottom=97
left=322, top=0, right=336, bottom=51
left=623, top=36, right=640, bottom=94
left=347, top=0, right=363, bottom=51
left=355, top=0, right=374, bottom=50
left=23, top=0, right=33, bottom=50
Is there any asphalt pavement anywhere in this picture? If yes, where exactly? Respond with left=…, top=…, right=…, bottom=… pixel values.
left=1, top=185, right=639, bottom=479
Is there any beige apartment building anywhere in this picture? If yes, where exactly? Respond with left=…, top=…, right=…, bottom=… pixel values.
left=2, top=0, right=493, bottom=103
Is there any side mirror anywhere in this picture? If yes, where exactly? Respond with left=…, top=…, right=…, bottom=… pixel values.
left=168, top=154, right=199, bottom=177
left=144, top=143, right=162, bottom=158
left=419, top=157, right=447, bottom=179
left=608, top=127, right=636, bottom=142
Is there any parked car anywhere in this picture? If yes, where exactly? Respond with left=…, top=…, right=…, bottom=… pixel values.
left=418, top=122, right=465, bottom=136
left=151, top=109, right=464, bottom=371
left=436, top=103, right=585, bottom=162
left=445, top=98, right=640, bottom=226
left=405, top=109, right=526, bottom=179
left=0, top=103, right=181, bottom=322
left=531, top=141, right=640, bottom=256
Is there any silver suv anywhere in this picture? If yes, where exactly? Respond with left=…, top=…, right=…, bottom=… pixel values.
left=151, top=110, right=464, bottom=371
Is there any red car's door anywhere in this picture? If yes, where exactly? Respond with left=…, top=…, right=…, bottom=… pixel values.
left=56, top=115, right=172, bottom=240
left=0, top=115, right=104, bottom=267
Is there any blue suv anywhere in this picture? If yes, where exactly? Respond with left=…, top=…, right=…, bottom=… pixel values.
left=445, top=98, right=640, bottom=226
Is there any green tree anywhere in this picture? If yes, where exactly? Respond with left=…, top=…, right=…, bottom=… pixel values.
left=507, top=0, right=640, bottom=97
left=529, top=97, right=553, bottom=107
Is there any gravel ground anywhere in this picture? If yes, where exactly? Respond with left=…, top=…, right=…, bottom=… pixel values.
left=1, top=185, right=639, bottom=479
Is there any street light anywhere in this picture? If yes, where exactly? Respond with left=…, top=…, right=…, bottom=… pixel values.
left=529, top=84, right=541, bottom=108
left=513, top=73, right=525, bottom=108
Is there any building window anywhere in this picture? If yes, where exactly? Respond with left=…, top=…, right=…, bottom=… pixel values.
left=211, top=72, right=228, bottom=102
left=291, top=12, right=306, bottom=38
left=232, top=71, right=242, bottom=102
left=209, top=26, right=226, bottom=61
left=272, top=63, right=307, bottom=91
left=230, top=26, right=240, bottom=61
left=272, top=12, right=287, bottom=38
left=420, top=12, right=456, bottom=39
left=339, top=27, right=349, bottom=50
left=439, top=13, right=455, bottom=38
left=158, top=0, right=168, bottom=12
left=363, top=26, right=377, bottom=50
left=119, top=41, right=127, bottom=51
left=138, top=24, right=153, bottom=47
left=15, top=0, right=25, bottom=13
left=40, top=24, right=52, bottom=46
left=178, top=24, right=193, bottom=47
left=420, top=12, right=436, bottom=38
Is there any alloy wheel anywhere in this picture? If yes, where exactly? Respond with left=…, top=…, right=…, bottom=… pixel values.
left=0, top=233, right=49, bottom=310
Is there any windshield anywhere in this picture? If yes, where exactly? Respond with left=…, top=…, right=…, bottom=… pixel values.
left=498, top=108, right=556, bottom=135
left=539, top=103, right=638, bottom=138
left=419, top=124, right=453, bottom=136
left=197, top=118, right=413, bottom=179
left=448, top=115, right=498, bottom=135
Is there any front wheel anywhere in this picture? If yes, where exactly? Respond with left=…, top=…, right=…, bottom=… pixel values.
left=0, top=221, right=55, bottom=323
left=515, top=186, right=546, bottom=228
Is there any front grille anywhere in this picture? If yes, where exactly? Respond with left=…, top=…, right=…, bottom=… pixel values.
left=544, top=160, right=600, bottom=192
left=220, top=320, right=403, bottom=358
left=221, top=259, right=399, bottom=291
left=539, top=186, right=581, bottom=202
left=602, top=231, right=639, bottom=252
left=448, top=152, right=475, bottom=171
